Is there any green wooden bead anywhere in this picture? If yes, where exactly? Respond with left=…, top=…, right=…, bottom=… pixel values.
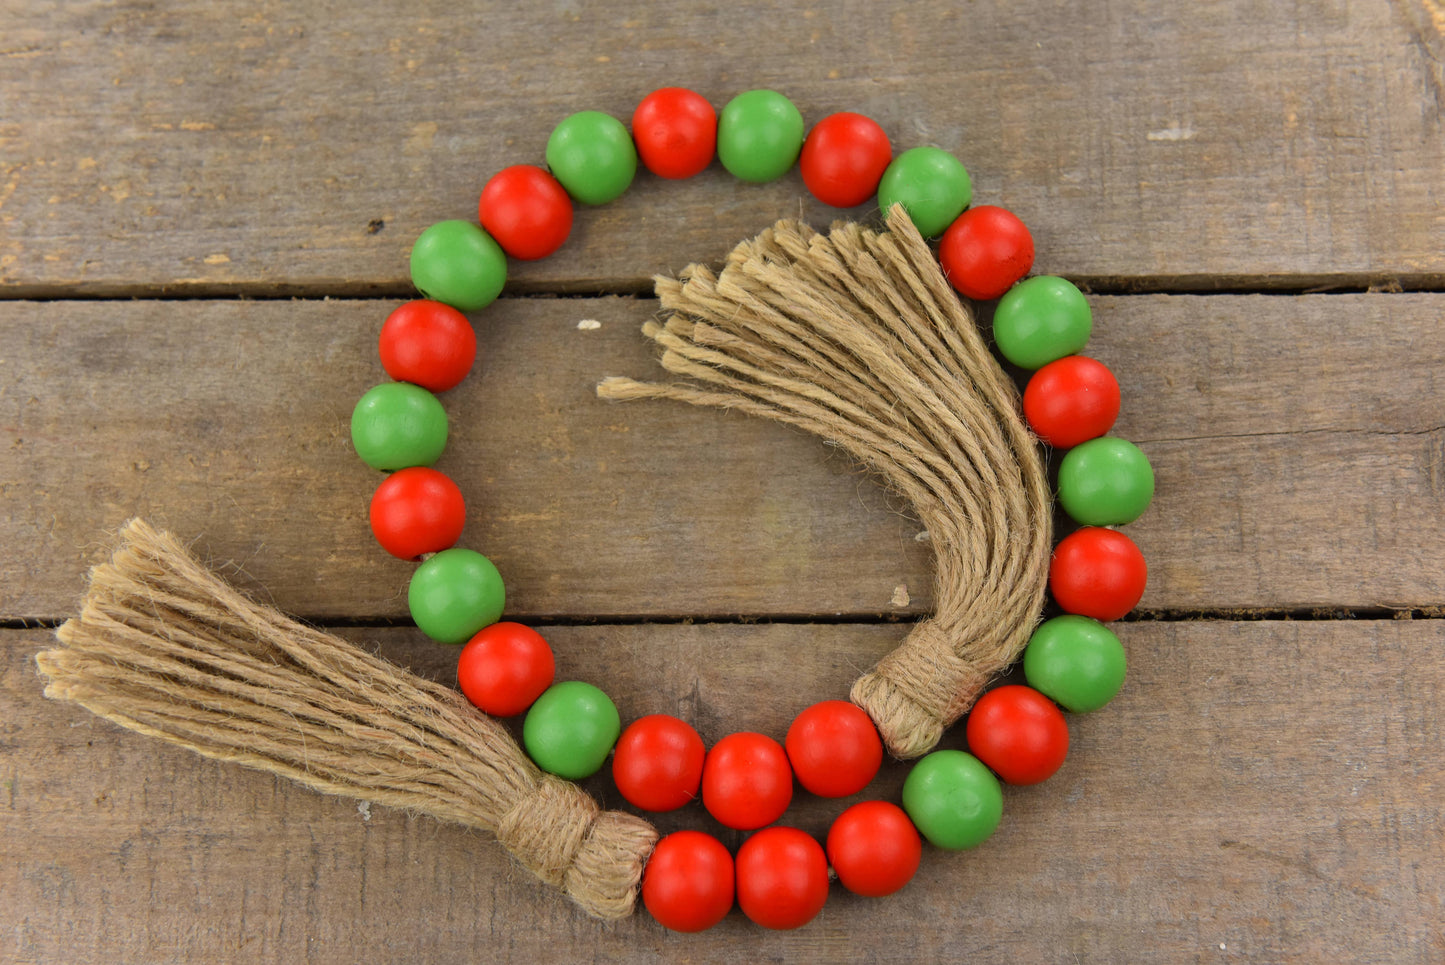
left=407, top=548, right=505, bottom=645
left=523, top=681, right=621, bottom=779
left=992, top=275, right=1092, bottom=369
left=716, top=89, right=805, bottom=183
left=901, top=749, right=1002, bottom=850
left=1057, top=436, right=1155, bottom=525
left=409, top=220, right=507, bottom=312
left=546, top=111, right=637, bottom=205
left=1023, top=615, right=1127, bottom=713
left=351, top=382, right=448, bottom=471
left=876, top=147, right=972, bottom=238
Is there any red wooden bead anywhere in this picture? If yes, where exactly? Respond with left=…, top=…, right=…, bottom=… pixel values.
left=965, top=685, right=1070, bottom=785
left=368, top=466, right=466, bottom=560
left=642, top=830, right=735, bottom=932
left=478, top=164, right=573, bottom=261
left=1050, top=526, right=1148, bottom=620
left=784, top=699, right=882, bottom=798
left=799, top=111, right=892, bottom=208
left=735, top=827, right=829, bottom=930
left=612, top=714, right=706, bottom=812
left=826, top=800, right=922, bottom=897
left=1023, top=355, right=1122, bottom=449
left=701, top=732, right=793, bottom=830
left=455, top=622, right=555, bottom=718
left=938, top=205, right=1036, bottom=301
left=632, top=87, right=717, bottom=180
left=378, top=300, right=477, bottom=393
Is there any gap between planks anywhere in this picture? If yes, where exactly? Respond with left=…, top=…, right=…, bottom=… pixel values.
left=3, top=275, right=1445, bottom=302
left=6, top=606, right=1444, bottom=631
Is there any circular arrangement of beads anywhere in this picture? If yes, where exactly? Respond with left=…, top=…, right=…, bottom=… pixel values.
left=350, top=87, right=1155, bottom=932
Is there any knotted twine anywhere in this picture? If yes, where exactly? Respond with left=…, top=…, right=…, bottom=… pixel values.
left=35, top=206, right=1049, bottom=920
left=600, top=206, right=1051, bottom=758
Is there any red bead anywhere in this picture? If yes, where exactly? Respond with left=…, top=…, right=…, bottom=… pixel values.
left=378, top=300, right=477, bottom=393
left=1050, top=526, right=1148, bottom=620
left=368, top=466, right=466, bottom=560
left=784, top=699, right=882, bottom=798
left=612, top=714, right=706, bottom=812
left=456, top=622, right=555, bottom=718
left=642, top=830, right=735, bottom=932
left=632, top=87, right=717, bottom=180
left=965, top=685, right=1070, bottom=784
left=735, top=827, right=829, bottom=930
left=938, top=205, right=1036, bottom=301
left=825, top=801, right=922, bottom=897
left=701, top=732, right=793, bottom=830
left=1023, top=355, right=1121, bottom=449
left=477, top=165, right=573, bottom=261
left=798, top=111, right=892, bottom=208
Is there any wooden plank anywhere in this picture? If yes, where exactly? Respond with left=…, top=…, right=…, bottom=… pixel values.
left=2, top=620, right=1441, bottom=963
left=5, top=293, right=1445, bottom=620
left=2, top=0, right=1442, bottom=295
left=0, top=295, right=934, bottom=620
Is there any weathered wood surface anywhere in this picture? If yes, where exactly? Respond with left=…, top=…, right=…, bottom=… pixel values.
left=4, top=293, right=1444, bottom=621
left=4, top=0, right=1444, bottom=961
left=2, top=0, right=1443, bottom=296
left=3, top=621, right=1441, bottom=963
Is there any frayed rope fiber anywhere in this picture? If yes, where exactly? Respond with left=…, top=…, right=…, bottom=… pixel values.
left=35, top=208, right=1048, bottom=920
left=600, top=206, right=1051, bottom=758
left=34, top=518, right=656, bottom=920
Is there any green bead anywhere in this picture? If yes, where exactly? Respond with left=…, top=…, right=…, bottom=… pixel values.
left=901, top=750, right=1003, bottom=850
left=1023, top=615, right=1127, bottom=713
left=523, top=681, right=621, bottom=779
left=409, top=220, right=507, bottom=312
left=351, top=382, right=448, bottom=471
left=716, top=89, right=805, bottom=183
left=992, top=275, right=1092, bottom=369
left=876, top=147, right=972, bottom=238
left=1057, top=436, right=1155, bottom=525
left=546, top=111, right=637, bottom=205
left=407, top=548, right=505, bottom=645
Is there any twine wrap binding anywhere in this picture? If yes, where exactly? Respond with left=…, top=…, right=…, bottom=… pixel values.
left=35, top=209, right=1049, bottom=919
left=601, top=206, right=1051, bottom=758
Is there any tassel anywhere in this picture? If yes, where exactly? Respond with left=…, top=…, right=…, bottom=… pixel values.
left=600, top=206, right=1051, bottom=758
left=35, top=519, right=656, bottom=920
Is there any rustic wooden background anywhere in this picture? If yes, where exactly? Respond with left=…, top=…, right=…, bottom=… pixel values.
left=3, top=1, right=1443, bottom=962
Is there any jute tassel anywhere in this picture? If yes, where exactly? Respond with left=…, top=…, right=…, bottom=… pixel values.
left=34, top=519, right=657, bottom=920
left=599, top=206, right=1051, bottom=759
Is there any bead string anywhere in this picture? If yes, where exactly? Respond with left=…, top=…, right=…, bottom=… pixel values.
left=349, top=87, right=1155, bottom=931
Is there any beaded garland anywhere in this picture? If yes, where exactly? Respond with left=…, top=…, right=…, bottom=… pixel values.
left=350, top=87, right=1154, bottom=932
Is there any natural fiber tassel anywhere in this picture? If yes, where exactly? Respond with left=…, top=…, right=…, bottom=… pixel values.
left=600, top=206, right=1051, bottom=758
left=34, top=519, right=657, bottom=920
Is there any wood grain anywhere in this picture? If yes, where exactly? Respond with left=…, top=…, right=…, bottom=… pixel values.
left=4, top=1, right=1442, bottom=963
left=1, top=0, right=1442, bottom=295
left=4, top=293, right=1444, bottom=621
left=3, top=620, right=1440, bottom=963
